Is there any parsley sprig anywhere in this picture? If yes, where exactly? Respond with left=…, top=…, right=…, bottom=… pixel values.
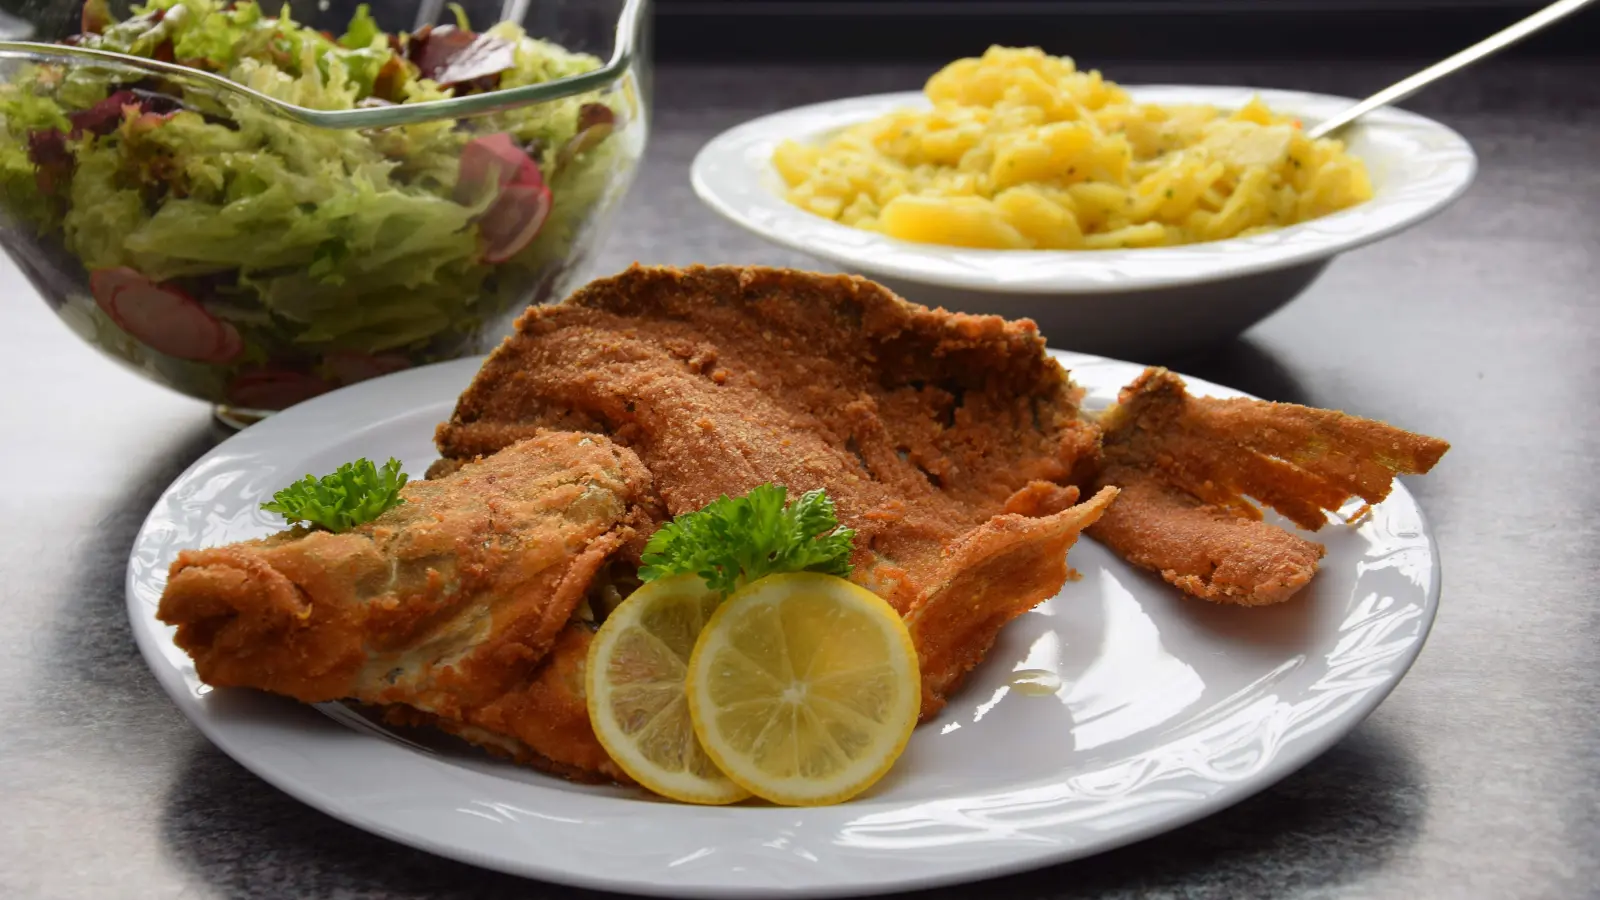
left=639, top=485, right=856, bottom=595
left=261, top=457, right=409, bottom=532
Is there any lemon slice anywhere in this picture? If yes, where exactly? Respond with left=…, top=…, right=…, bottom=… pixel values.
left=686, top=572, right=921, bottom=806
left=586, top=574, right=751, bottom=805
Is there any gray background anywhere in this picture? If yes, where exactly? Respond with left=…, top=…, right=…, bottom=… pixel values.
left=2, top=60, right=1596, bottom=899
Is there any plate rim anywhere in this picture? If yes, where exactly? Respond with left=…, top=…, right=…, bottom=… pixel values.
left=690, top=85, right=1478, bottom=295
left=125, top=351, right=1442, bottom=898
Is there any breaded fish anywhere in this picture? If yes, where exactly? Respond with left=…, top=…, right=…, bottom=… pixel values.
left=159, top=266, right=1450, bottom=790
left=1084, top=368, right=1450, bottom=605
left=156, top=432, right=659, bottom=782
left=433, top=265, right=1113, bottom=716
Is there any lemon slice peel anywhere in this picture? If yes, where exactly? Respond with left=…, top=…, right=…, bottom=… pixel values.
left=585, top=573, right=752, bottom=806
left=686, top=572, right=920, bottom=807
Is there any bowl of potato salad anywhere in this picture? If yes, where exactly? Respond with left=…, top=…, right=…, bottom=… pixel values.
left=691, top=47, right=1476, bottom=358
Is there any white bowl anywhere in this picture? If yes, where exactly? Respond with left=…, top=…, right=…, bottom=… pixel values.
left=691, top=87, right=1476, bottom=358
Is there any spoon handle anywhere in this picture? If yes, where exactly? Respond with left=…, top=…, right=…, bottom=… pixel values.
left=1307, top=0, right=1597, bottom=139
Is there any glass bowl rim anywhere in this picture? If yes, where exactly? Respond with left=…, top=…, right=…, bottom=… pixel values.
left=0, top=0, right=647, bottom=129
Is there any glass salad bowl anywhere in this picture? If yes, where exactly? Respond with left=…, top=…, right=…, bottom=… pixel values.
left=0, top=0, right=648, bottom=424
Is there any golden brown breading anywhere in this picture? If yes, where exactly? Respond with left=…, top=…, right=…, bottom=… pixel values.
left=1084, top=368, right=1450, bottom=605
left=906, top=485, right=1117, bottom=711
left=379, top=625, right=625, bottom=783
left=1085, top=474, right=1326, bottom=606
left=433, top=264, right=1110, bottom=716
left=156, top=432, right=658, bottom=782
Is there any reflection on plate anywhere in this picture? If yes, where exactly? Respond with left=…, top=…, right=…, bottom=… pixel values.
left=126, top=350, right=1439, bottom=898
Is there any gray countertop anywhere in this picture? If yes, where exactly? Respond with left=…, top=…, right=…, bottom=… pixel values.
left=2, top=59, right=1597, bottom=899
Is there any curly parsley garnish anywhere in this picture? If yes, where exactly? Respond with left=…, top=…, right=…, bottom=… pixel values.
left=638, top=485, right=856, bottom=595
left=261, top=457, right=409, bottom=532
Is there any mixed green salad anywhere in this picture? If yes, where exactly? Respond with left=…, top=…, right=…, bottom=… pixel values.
left=0, top=0, right=632, bottom=410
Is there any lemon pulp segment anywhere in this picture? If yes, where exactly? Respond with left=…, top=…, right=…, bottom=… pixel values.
left=686, top=573, right=920, bottom=806
left=586, top=573, right=750, bottom=805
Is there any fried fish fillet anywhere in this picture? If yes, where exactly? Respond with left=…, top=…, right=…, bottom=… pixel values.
left=1083, top=368, right=1450, bottom=605
left=433, top=264, right=1114, bottom=716
left=159, top=265, right=1451, bottom=790
left=155, top=432, right=659, bottom=782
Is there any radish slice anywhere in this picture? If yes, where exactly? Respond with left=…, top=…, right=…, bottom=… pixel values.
left=456, top=133, right=551, bottom=262
left=479, top=182, right=552, bottom=263
left=90, top=267, right=242, bottom=364
left=226, top=369, right=333, bottom=411
left=208, top=319, right=245, bottom=365
left=455, top=132, right=540, bottom=205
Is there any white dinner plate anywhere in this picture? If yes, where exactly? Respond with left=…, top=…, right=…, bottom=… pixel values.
left=127, top=351, right=1440, bottom=898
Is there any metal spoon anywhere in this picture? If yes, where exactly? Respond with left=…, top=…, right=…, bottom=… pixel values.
left=1308, top=0, right=1596, bottom=139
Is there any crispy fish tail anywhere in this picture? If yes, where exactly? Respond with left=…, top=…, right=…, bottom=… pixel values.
left=906, top=485, right=1118, bottom=718
left=1088, top=368, right=1448, bottom=606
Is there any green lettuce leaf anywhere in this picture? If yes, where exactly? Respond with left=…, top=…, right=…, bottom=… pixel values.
left=0, top=85, right=71, bottom=230
left=63, top=138, right=151, bottom=270
left=0, top=142, right=55, bottom=231
left=338, top=4, right=382, bottom=49
left=168, top=0, right=273, bottom=70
